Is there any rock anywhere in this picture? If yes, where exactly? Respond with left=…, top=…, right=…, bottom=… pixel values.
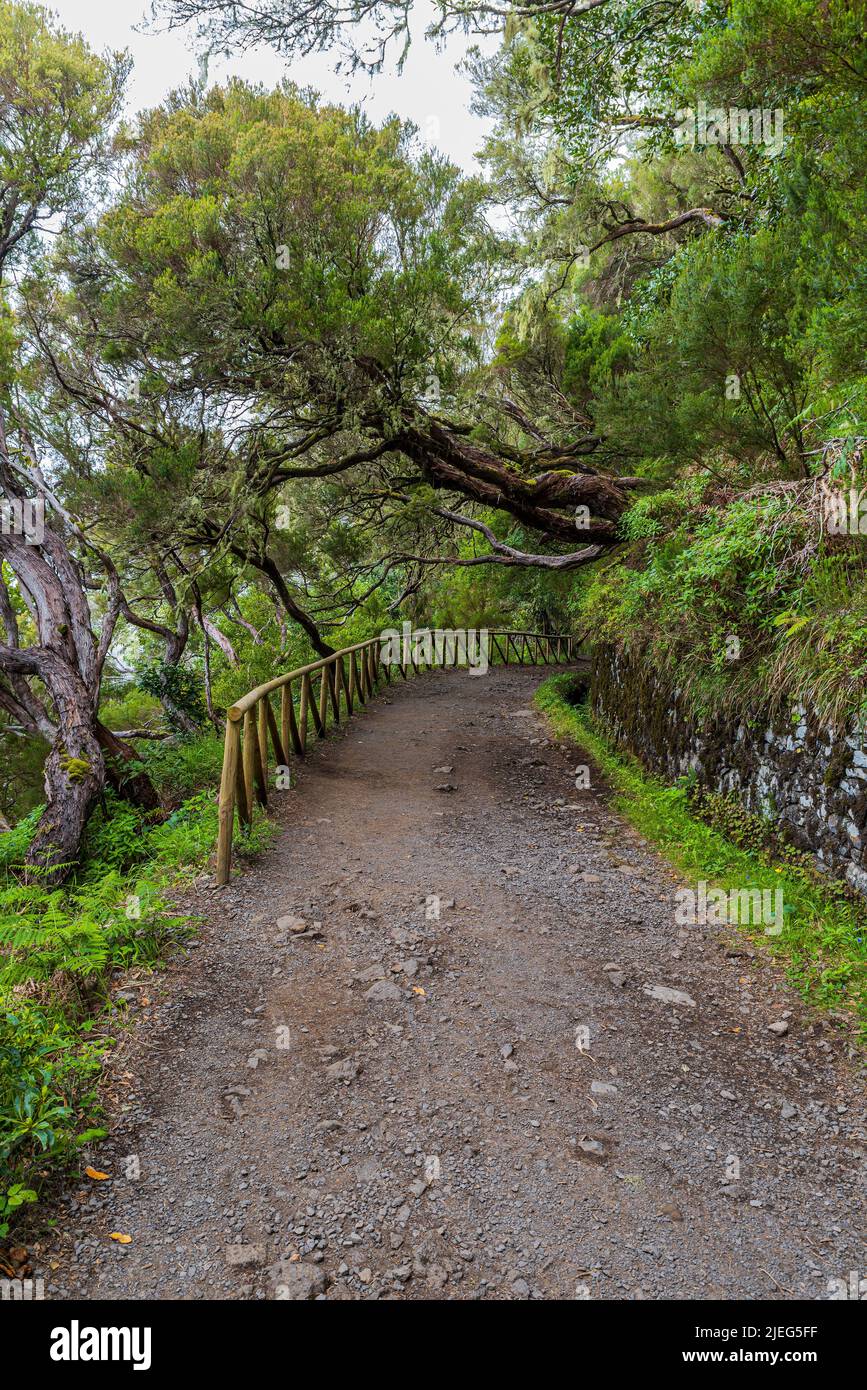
left=659, top=1203, right=684, bottom=1222
left=326, top=1057, right=361, bottom=1083
left=276, top=914, right=308, bottom=934
left=643, top=984, right=696, bottom=1009
left=576, top=1138, right=607, bottom=1162
left=579, top=872, right=602, bottom=883
left=511, top=1277, right=530, bottom=1299
left=590, top=1081, right=618, bottom=1096
left=426, top=1264, right=448, bottom=1289
left=353, top=964, right=387, bottom=983
left=433, top=765, right=454, bottom=774
left=780, top=1101, right=797, bottom=1120
left=273, top=1260, right=328, bottom=1300
left=246, top=1049, right=268, bottom=1069
left=225, top=1244, right=266, bottom=1266
left=365, top=979, right=403, bottom=1005
left=314, top=1119, right=343, bottom=1134
left=606, top=970, right=627, bottom=988
left=768, top=1019, right=789, bottom=1036
left=500, top=1043, right=514, bottom=1059
left=398, top=959, right=419, bottom=977
left=435, top=783, right=457, bottom=793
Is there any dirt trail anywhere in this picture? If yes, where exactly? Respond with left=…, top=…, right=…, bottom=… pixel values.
left=45, top=667, right=865, bottom=1301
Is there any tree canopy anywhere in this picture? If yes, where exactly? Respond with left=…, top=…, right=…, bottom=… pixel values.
left=0, top=0, right=864, bottom=879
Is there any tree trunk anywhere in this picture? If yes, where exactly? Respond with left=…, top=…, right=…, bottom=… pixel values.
left=26, top=723, right=105, bottom=886
left=95, top=721, right=162, bottom=811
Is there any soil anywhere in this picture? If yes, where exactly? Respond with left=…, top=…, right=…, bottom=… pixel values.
left=40, top=666, right=866, bottom=1301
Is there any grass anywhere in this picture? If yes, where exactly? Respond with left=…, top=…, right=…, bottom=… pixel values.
left=535, top=673, right=867, bottom=1041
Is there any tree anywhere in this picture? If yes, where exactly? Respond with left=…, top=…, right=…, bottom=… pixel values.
left=55, top=84, right=638, bottom=575
left=0, top=3, right=159, bottom=881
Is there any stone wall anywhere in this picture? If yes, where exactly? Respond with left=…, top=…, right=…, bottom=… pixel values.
left=591, top=645, right=867, bottom=897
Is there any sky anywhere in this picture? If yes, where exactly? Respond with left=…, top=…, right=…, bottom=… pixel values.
left=50, top=0, right=496, bottom=172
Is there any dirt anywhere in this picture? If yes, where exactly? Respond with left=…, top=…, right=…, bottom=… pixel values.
left=40, top=667, right=866, bottom=1300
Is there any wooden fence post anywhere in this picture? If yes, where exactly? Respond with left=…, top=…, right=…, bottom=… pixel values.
left=216, top=716, right=240, bottom=885
left=243, top=708, right=256, bottom=817
left=254, top=700, right=268, bottom=806
left=318, top=666, right=330, bottom=735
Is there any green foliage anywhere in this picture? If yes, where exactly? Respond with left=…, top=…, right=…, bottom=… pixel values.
left=0, top=1003, right=104, bottom=1234
left=138, top=662, right=206, bottom=729
left=475, top=0, right=867, bottom=719
left=562, top=308, right=632, bottom=409
left=581, top=484, right=867, bottom=726
left=99, top=687, right=163, bottom=732
left=0, top=749, right=275, bottom=1234
left=138, top=733, right=225, bottom=804
left=0, top=0, right=127, bottom=277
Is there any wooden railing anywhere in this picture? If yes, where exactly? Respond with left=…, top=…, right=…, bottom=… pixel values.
left=215, top=629, right=581, bottom=884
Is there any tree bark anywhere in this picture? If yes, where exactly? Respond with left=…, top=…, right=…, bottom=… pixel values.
left=27, top=727, right=105, bottom=885
left=95, top=721, right=162, bottom=811
left=1, top=415, right=162, bottom=881
left=395, top=418, right=633, bottom=545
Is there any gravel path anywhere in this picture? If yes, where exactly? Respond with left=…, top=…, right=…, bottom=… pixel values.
left=43, top=667, right=866, bottom=1300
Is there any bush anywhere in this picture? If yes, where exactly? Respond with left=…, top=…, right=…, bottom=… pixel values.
left=0, top=1003, right=104, bottom=1235
left=0, top=756, right=274, bottom=1234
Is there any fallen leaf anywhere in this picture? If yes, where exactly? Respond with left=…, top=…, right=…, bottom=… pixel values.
left=412, top=986, right=426, bottom=996
left=109, top=1232, right=132, bottom=1244
left=85, top=1166, right=110, bottom=1181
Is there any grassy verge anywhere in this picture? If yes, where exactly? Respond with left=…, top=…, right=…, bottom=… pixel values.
left=0, top=737, right=277, bottom=1240
left=535, top=674, right=867, bottom=1041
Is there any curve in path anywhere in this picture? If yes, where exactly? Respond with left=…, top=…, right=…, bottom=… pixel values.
left=46, top=668, right=865, bottom=1300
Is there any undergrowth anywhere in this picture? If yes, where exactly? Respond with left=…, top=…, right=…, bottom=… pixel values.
left=536, top=674, right=867, bottom=1040
left=0, top=737, right=276, bottom=1238
left=579, top=483, right=867, bottom=729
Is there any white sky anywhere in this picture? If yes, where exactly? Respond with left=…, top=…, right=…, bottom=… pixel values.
left=49, top=0, right=496, bottom=171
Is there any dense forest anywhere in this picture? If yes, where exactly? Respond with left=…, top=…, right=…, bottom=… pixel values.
left=0, top=0, right=864, bottom=1250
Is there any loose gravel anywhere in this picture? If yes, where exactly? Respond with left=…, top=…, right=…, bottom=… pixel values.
left=40, top=667, right=866, bottom=1300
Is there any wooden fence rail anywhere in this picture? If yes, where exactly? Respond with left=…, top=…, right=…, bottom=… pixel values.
left=216, top=629, right=580, bottom=885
